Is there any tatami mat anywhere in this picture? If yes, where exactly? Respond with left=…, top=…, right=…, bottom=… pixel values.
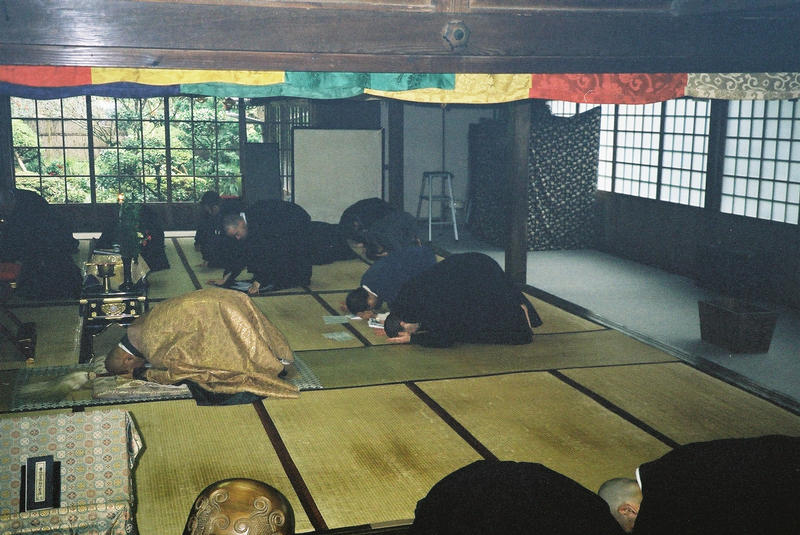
left=561, top=362, right=800, bottom=444
left=317, top=292, right=391, bottom=345
left=300, top=330, right=678, bottom=389
left=174, top=236, right=223, bottom=289
left=0, top=306, right=81, bottom=370
left=417, top=372, right=672, bottom=492
left=307, top=259, right=368, bottom=292
left=314, top=291, right=608, bottom=348
left=264, top=385, right=482, bottom=529
left=145, top=244, right=200, bottom=299
left=253, top=294, right=365, bottom=350
left=88, top=400, right=313, bottom=534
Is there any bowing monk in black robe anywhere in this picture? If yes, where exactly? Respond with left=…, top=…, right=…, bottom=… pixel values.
left=412, top=460, right=623, bottom=535
left=194, top=191, right=244, bottom=268
left=0, top=186, right=80, bottom=299
left=338, top=197, right=419, bottom=260
left=598, top=434, right=800, bottom=535
left=384, top=252, right=542, bottom=347
left=211, top=200, right=312, bottom=294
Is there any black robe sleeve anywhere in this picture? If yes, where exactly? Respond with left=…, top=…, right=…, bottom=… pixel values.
left=411, top=460, right=624, bottom=535
left=634, top=435, right=800, bottom=535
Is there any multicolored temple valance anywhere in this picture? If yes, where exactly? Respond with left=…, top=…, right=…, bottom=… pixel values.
left=1, top=66, right=799, bottom=104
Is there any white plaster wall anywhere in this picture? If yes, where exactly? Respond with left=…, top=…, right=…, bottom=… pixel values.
left=402, top=104, right=496, bottom=216
left=379, top=102, right=497, bottom=217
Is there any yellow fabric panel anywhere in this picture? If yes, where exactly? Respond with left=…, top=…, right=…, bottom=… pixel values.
left=365, top=74, right=531, bottom=104
left=91, top=68, right=284, bottom=86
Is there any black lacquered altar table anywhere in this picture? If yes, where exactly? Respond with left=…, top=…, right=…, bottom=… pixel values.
left=78, top=251, right=149, bottom=363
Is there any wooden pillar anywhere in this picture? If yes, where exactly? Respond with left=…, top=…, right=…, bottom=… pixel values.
left=387, top=100, right=404, bottom=210
left=504, top=100, right=530, bottom=284
left=0, top=96, right=13, bottom=187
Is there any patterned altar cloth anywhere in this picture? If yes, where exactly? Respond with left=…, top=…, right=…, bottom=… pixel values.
left=0, top=409, right=142, bottom=534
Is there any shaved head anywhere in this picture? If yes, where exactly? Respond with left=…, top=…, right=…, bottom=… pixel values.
left=598, top=478, right=642, bottom=533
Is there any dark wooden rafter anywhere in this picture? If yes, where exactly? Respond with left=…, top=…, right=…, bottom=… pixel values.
left=0, top=1, right=799, bottom=73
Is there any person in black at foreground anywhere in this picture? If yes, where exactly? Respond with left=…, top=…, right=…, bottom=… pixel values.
left=598, top=434, right=800, bottom=535
left=410, top=460, right=624, bottom=535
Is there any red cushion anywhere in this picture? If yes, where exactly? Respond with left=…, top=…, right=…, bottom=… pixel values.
left=0, top=262, right=22, bottom=281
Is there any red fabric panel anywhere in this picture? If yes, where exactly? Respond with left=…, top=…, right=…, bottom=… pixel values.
left=529, top=73, right=687, bottom=104
left=0, top=66, right=92, bottom=87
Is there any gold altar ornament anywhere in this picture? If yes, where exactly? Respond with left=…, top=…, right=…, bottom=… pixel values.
left=184, top=478, right=294, bottom=535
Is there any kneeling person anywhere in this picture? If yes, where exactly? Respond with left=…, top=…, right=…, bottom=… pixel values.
left=384, top=252, right=542, bottom=347
left=598, top=434, right=800, bottom=535
left=105, top=288, right=298, bottom=400
left=346, top=245, right=437, bottom=319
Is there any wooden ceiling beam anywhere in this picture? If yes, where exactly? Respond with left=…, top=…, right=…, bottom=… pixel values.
left=1, top=1, right=798, bottom=73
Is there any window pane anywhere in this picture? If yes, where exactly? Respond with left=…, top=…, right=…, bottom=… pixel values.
left=67, top=177, right=92, bottom=204
left=96, top=176, right=121, bottom=202
left=62, top=97, right=88, bottom=119
left=10, top=95, right=292, bottom=209
left=720, top=98, right=800, bottom=224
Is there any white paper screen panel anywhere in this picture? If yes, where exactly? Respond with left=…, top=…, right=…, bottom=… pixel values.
left=293, top=128, right=384, bottom=223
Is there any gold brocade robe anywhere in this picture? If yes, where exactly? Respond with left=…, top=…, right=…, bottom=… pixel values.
left=135, top=288, right=299, bottom=399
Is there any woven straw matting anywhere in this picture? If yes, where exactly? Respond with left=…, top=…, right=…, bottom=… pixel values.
left=145, top=243, right=200, bottom=299
left=562, top=362, right=800, bottom=443
left=254, top=294, right=364, bottom=350
left=417, top=372, right=672, bottom=491
left=0, top=306, right=81, bottom=370
left=299, top=329, right=678, bottom=389
left=90, top=400, right=313, bottom=534
left=264, top=384, right=482, bottom=529
left=317, top=292, right=392, bottom=345
left=307, top=259, right=367, bottom=292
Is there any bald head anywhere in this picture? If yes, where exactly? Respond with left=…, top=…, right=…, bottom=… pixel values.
left=105, top=345, right=146, bottom=376
left=598, top=478, right=642, bottom=533
left=222, top=212, right=248, bottom=240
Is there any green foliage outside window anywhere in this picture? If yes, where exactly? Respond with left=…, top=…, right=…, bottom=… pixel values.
left=10, top=95, right=247, bottom=204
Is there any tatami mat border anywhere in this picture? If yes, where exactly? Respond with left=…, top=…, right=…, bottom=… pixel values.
left=283, top=356, right=680, bottom=394
left=306, top=291, right=373, bottom=346
left=429, top=246, right=800, bottom=415
left=548, top=369, right=680, bottom=448
left=254, top=400, right=328, bottom=532
left=171, top=237, right=203, bottom=290
left=405, top=382, right=497, bottom=461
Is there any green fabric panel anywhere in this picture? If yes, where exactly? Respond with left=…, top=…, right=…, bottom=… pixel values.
left=181, top=72, right=455, bottom=99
